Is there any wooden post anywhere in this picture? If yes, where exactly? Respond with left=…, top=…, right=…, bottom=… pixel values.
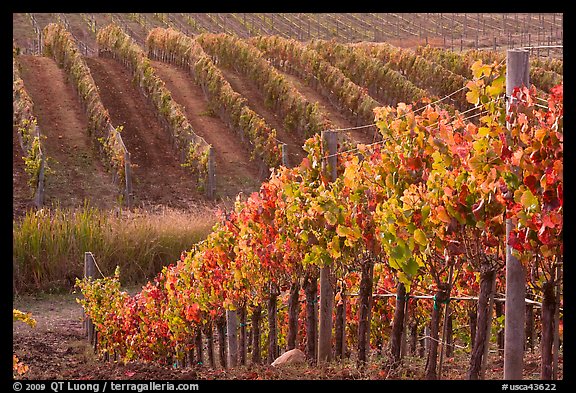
left=84, top=252, right=96, bottom=345
left=318, top=130, right=337, bottom=364
left=207, top=146, right=215, bottom=199
left=335, top=283, right=346, bottom=359
left=504, top=49, right=529, bottom=380
left=552, top=263, right=561, bottom=380
left=281, top=143, right=288, bottom=167
left=424, top=325, right=431, bottom=354
left=226, top=309, right=238, bottom=367
left=438, top=265, right=454, bottom=379
left=480, top=271, right=497, bottom=379
left=124, top=151, right=132, bottom=207
left=34, top=154, right=45, bottom=209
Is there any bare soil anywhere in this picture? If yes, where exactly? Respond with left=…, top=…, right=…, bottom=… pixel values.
left=13, top=293, right=562, bottom=380
left=17, top=55, right=120, bottom=212
left=149, top=60, right=264, bottom=200
left=84, top=56, right=206, bottom=210
left=12, top=13, right=37, bottom=49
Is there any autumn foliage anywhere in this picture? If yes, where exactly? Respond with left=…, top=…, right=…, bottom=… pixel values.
left=77, top=58, right=562, bottom=368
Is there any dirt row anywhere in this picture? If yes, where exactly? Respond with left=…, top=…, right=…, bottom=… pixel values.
left=15, top=46, right=381, bottom=215
left=16, top=55, right=119, bottom=213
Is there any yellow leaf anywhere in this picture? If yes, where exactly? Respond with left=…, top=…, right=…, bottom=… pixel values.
left=535, top=128, right=548, bottom=143
left=466, top=89, right=480, bottom=106
left=436, top=206, right=451, bottom=223
left=414, top=228, right=427, bottom=246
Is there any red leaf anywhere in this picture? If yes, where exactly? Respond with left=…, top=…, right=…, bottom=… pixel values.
left=458, top=185, right=470, bottom=206
left=524, top=175, right=538, bottom=194
left=507, top=231, right=524, bottom=251
left=537, top=226, right=553, bottom=245
left=125, top=371, right=136, bottom=377
left=405, top=156, right=422, bottom=171
left=542, top=189, right=560, bottom=211
left=500, top=145, right=512, bottom=161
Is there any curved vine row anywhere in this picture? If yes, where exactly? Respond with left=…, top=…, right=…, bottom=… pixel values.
left=250, top=35, right=381, bottom=126
left=13, top=48, right=49, bottom=196
left=196, top=33, right=332, bottom=139
left=416, top=46, right=562, bottom=94
left=306, top=39, right=431, bottom=108
left=42, top=23, right=129, bottom=198
left=353, top=42, right=469, bottom=112
left=146, top=27, right=281, bottom=168
left=97, top=24, right=212, bottom=186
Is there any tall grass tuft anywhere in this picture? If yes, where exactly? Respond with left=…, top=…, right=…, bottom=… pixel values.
left=13, top=202, right=216, bottom=294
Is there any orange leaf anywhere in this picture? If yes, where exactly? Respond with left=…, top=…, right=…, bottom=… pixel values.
left=436, top=206, right=451, bottom=223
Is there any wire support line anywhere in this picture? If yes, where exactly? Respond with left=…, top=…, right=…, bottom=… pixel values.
left=327, top=123, right=377, bottom=132
left=87, top=252, right=106, bottom=278
left=419, top=335, right=469, bottom=350
left=321, top=96, right=503, bottom=161
left=514, top=45, right=563, bottom=50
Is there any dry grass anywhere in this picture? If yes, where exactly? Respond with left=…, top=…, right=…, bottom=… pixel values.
left=13, top=203, right=217, bottom=294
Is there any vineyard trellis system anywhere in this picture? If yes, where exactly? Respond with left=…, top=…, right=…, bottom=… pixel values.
left=77, top=44, right=562, bottom=380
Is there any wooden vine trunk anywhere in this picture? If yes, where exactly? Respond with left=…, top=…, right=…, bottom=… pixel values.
left=541, top=280, right=556, bottom=380
left=204, top=323, right=215, bottom=368
left=424, top=283, right=450, bottom=380
left=390, top=281, right=407, bottom=365
left=409, top=320, right=418, bottom=356
left=216, top=316, right=227, bottom=369
left=287, top=281, right=300, bottom=350
left=357, top=258, right=374, bottom=365
left=467, top=268, right=496, bottom=380
left=267, top=292, right=279, bottom=364
left=194, top=328, right=203, bottom=366
left=334, top=284, right=346, bottom=359
left=304, top=272, right=318, bottom=363
left=239, top=305, right=247, bottom=365
left=251, top=305, right=262, bottom=364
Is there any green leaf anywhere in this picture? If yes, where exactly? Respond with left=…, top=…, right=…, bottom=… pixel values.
left=421, top=205, right=431, bottom=221
left=486, top=74, right=505, bottom=97
left=324, top=210, right=338, bottom=226
left=414, top=228, right=427, bottom=246
left=503, top=172, right=520, bottom=190
left=327, top=235, right=341, bottom=259
left=390, top=239, right=409, bottom=263
left=521, top=189, right=539, bottom=211
left=403, top=257, right=420, bottom=277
